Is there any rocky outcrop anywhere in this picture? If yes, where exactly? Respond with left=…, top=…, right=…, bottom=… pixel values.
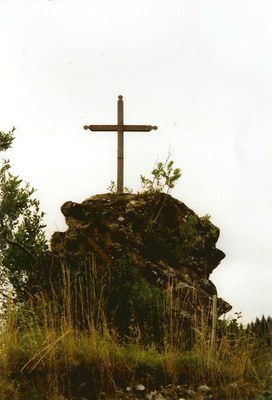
left=50, top=192, right=231, bottom=320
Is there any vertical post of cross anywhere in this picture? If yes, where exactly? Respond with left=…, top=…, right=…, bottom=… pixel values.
left=117, top=95, right=124, bottom=192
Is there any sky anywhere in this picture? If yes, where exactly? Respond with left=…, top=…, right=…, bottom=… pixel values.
left=0, top=0, right=271, bottom=323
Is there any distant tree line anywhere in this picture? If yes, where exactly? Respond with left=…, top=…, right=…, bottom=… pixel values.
left=217, top=312, right=272, bottom=350
left=246, top=315, right=272, bottom=347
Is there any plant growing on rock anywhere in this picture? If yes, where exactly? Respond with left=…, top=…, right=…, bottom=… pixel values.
left=107, top=180, right=132, bottom=194
left=106, top=258, right=166, bottom=343
left=107, top=157, right=181, bottom=195
left=140, top=158, right=182, bottom=194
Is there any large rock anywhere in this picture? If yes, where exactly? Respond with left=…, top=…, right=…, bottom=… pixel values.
left=51, top=192, right=231, bottom=318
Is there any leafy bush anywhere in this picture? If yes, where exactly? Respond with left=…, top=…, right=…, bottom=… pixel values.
left=140, top=159, right=181, bottom=194
left=0, top=129, right=48, bottom=303
left=106, top=258, right=166, bottom=343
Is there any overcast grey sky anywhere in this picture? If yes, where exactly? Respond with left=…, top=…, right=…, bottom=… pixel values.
left=1, top=0, right=272, bottom=323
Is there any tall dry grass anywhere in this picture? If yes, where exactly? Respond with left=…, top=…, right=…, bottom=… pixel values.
left=0, top=260, right=271, bottom=399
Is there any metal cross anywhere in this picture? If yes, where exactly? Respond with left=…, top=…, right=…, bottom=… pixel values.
left=84, top=95, right=158, bottom=192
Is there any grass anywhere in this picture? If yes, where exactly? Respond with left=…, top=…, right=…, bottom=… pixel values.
left=0, top=322, right=270, bottom=399
left=0, top=263, right=271, bottom=399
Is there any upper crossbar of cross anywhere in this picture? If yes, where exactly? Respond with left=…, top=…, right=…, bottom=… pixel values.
left=84, top=95, right=158, bottom=192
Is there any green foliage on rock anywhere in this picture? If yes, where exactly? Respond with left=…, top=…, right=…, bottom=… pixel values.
left=107, top=158, right=182, bottom=195
left=140, top=159, right=182, bottom=194
left=107, top=180, right=133, bottom=194
left=107, top=258, right=166, bottom=342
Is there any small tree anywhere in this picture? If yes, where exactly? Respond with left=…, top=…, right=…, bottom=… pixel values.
left=140, top=158, right=182, bottom=194
left=0, top=128, right=48, bottom=302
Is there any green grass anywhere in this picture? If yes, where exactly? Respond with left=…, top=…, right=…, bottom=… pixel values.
left=0, top=264, right=271, bottom=400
